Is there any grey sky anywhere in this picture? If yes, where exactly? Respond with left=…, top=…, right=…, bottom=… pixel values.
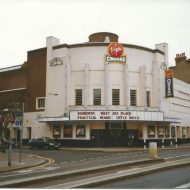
left=0, top=0, right=189, bottom=68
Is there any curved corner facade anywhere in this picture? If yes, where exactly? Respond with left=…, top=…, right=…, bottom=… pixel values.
left=1, top=32, right=190, bottom=147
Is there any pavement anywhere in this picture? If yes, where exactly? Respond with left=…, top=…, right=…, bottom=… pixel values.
left=0, top=144, right=190, bottom=173
left=0, top=151, right=51, bottom=173
left=0, top=144, right=190, bottom=188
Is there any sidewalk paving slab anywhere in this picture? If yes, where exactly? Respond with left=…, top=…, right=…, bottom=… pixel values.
left=0, top=152, right=47, bottom=173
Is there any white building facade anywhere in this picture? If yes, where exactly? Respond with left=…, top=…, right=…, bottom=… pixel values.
left=23, top=32, right=190, bottom=147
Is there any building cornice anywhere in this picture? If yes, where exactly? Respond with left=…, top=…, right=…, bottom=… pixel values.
left=0, top=87, right=26, bottom=93
left=0, top=65, right=22, bottom=73
left=53, top=42, right=164, bottom=55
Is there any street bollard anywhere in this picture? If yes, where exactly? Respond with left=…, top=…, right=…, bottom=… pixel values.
left=149, top=142, right=158, bottom=159
left=162, top=138, right=165, bottom=149
left=144, top=139, right=146, bottom=150
left=175, top=138, right=178, bottom=148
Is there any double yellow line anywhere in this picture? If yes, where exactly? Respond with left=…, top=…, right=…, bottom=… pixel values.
left=28, top=154, right=55, bottom=170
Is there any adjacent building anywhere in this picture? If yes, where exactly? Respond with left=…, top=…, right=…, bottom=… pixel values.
left=0, top=32, right=190, bottom=147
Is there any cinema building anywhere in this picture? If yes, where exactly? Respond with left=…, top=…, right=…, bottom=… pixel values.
left=0, top=32, right=190, bottom=147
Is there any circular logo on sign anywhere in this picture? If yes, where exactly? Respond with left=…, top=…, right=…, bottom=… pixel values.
left=165, top=70, right=173, bottom=78
left=108, top=43, right=124, bottom=58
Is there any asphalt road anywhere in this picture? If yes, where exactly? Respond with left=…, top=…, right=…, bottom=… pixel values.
left=96, top=165, right=190, bottom=189
left=1, top=147, right=190, bottom=185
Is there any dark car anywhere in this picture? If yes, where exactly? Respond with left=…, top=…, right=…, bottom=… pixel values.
left=28, top=137, right=61, bottom=150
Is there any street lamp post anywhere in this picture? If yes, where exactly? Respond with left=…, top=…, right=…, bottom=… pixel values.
left=3, top=109, right=15, bottom=167
left=0, top=114, right=6, bottom=153
left=19, top=103, right=24, bottom=163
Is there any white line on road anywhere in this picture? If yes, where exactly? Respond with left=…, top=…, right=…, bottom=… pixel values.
left=117, top=167, right=141, bottom=173
left=70, top=161, right=77, bottom=163
left=60, top=162, right=68, bottom=165
left=79, top=159, right=87, bottom=162
left=164, top=153, right=190, bottom=160
left=175, top=182, right=190, bottom=189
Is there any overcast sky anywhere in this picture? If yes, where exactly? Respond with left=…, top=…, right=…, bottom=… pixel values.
left=0, top=0, right=189, bottom=68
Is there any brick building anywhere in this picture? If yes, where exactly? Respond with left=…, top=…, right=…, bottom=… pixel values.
left=170, top=52, right=190, bottom=84
left=0, top=48, right=46, bottom=142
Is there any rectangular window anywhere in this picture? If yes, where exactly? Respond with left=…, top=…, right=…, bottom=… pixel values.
left=93, top=89, right=101, bottom=105
left=53, top=125, right=61, bottom=138
left=165, top=126, right=170, bottom=138
left=36, top=97, right=45, bottom=109
left=75, top=89, right=82, bottom=105
left=146, top=91, right=151, bottom=107
left=112, top=89, right=120, bottom=105
left=76, top=125, right=86, bottom=138
left=171, top=126, right=176, bottom=138
left=130, top=90, right=136, bottom=106
left=158, top=126, right=165, bottom=138
left=63, top=125, right=73, bottom=138
left=147, top=125, right=155, bottom=138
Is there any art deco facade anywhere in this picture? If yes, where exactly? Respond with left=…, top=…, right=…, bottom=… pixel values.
left=0, top=32, right=190, bottom=147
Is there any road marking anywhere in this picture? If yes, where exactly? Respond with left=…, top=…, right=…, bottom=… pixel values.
left=88, top=157, right=95, bottom=160
left=42, top=166, right=60, bottom=171
left=60, top=162, right=68, bottom=165
left=117, top=167, right=141, bottom=173
left=175, top=182, right=190, bottom=189
left=164, top=153, right=190, bottom=160
left=79, top=159, right=87, bottom=162
left=16, top=169, right=33, bottom=173
left=70, top=160, right=77, bottom=163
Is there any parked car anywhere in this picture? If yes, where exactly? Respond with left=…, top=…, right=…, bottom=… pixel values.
left=28, top=137, right=61, bottom=150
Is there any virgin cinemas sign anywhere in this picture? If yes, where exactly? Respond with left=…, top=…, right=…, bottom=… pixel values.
left=70, top=111, right=164, bottom=121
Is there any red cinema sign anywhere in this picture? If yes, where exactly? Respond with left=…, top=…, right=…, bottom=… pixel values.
left=105, top=42, right=126, bottom=64
left=108, top=43, right=124, bottom=58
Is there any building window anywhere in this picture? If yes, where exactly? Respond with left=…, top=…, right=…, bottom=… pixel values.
left=171, top=126, right=176, bottom=138
left=75, top=89, right=82, bottom=105
left=182, top=127, right=186, bottom=138
left=36, top=97, right=45, bottom=109
left=146, top=91, right=151, bottom=107
left=76, top=125, right=86, bottom=138
left=93, top=89, right=101, bottom=105
left=112, top=89, right=120, bottom=105
left=130, top=90, right=136, bottom=106
left=165, top=126, right=170, bottom=138
left=158, top=126, right=165, bottom=138
left=147, top=125, right=155, bottom=138
left=53, top=125, right=61, bottom=138
left=63, top=125, right=73, bottom=138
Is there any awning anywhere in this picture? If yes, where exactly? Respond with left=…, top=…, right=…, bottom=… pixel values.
left=38, top=117, right=69, bottom=122
left=164, top=117, right=181, bottom=123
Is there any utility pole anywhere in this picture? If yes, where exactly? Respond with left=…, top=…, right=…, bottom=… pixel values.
left=0, top=113, right=5, bottom=153
left=19, top=102, right=24, bottom=163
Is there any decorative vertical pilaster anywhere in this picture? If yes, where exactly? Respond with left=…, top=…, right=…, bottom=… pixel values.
left=104, top=64, right=109, bottom=109
left=83, top=63, right=89, bottom=109
left=64, top=61, right=68, bottom=113
left=139, top=65, right=147, bottom=108
left=124, top=63, right=130, bottom=109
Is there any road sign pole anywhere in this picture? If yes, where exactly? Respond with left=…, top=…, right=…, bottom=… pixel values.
left=19, top=103, right=24, bottom=164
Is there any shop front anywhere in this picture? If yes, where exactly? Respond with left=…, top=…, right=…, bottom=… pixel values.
left=60, top=110, right=164, bottom=147
left=39, top=110, right=186, bottom=147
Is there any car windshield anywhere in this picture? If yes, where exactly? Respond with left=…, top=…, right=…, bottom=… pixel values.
left=45, top=138, right=55, bottom=143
